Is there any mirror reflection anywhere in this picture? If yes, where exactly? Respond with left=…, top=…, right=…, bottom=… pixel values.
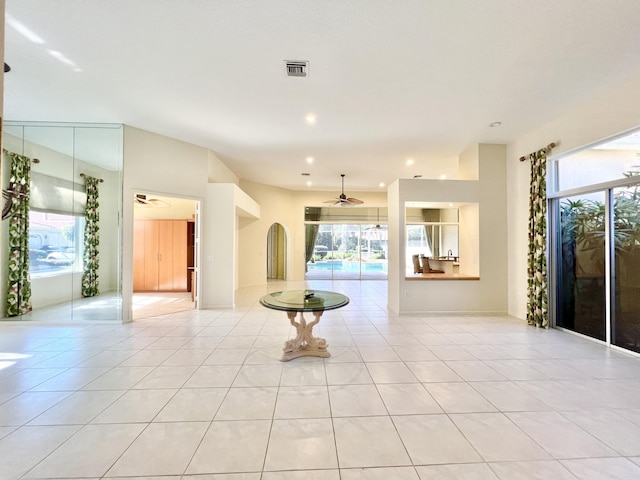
left=406, top=207, right=459, bottom=275
left=2, top=122, right=123, bottom=322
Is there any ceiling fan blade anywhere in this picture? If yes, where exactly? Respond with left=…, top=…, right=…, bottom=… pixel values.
left=148, top=199, right=171, bottom=208
left=324, top=174, right=364, bottom=206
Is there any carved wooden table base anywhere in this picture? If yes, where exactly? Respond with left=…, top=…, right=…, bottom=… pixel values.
left=281, top=311, right=329, bottom=361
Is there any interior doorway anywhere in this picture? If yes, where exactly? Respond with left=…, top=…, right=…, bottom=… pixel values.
left=132, top=193, right=200, bottom=319
left=267, top=223, right=286, bottom=280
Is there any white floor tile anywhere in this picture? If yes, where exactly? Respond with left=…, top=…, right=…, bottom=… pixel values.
left=406, top=361, right=463, bottom=382
left=92, top=389, right=176, bottom=423
left=393, top=414, right=482, bottom=465
left=1, top=281, right=639, bottom=479
left=333, top=416, right=411, bottom=468
left=280, top=362, right=327, bottom=386
left=445, top=360, right=506, bottom=381
left=274, top=386, right=331, bottom=419
left=341, top=466, right=420, bottom=479
left=450, top=413, right=552, bottom=462
left=365, top=362, right=419, bottom=383
left=424, top=382, right=497, bottom=413
left=108, top=422, right=209, bottom=476
left=560, top=409, right=640, bottom=456
left=155, top=387, right=228, bottom=421
left=264, top=418, right=338, bottom=471
left=0, top=391, right=71, bottom=426
left=28, top=389, right=123, bottom=425
left=561, top=457, right=640, bottom=480
left=232, top=364, right=283, bottom=387
left=469, top=381, right=552, bottom=412
left=416, top=463, right=499, bottom=479
left=326, top=362, right=373, bottom=384
left=507, top=411, right=617, bottom=458
left=215, top=386, right=277, bottom=420
left=262, top=470, right=339, bottom=480
left=186, top=420, right=271, bottom=474
left=329, top=384, right=388, bottom=417
left=489, top=460, right=580, bottom=480
left=24, top=423, right=145, bottom=478
left=0, top=425, right=80, bottom=479
left=183, top=365, right=241, bottom=388
left=377, top=383, right=442, bottom=415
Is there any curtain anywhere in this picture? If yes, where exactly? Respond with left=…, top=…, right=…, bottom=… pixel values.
left=422, top=209, right=440, bottom=258
left=527, top=150, right=548, bottom=327
left=5, top=151, right=33, bottom=317
left=304, top=207, right=321, bottom=272
left=81, top=176, right=100, bottom=297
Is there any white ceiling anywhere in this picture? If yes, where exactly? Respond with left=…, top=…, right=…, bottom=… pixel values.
left=4, top=0, right=640, bottom=192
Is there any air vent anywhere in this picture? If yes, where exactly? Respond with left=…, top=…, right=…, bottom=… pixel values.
left=285, top=60, right=308, bottom=77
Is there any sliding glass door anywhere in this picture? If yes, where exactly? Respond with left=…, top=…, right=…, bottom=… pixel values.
left=555, top=193, right=606, bottom=341
left=306, top=223, right=388, bottom=280
left=550, top=129, right=640, bottom=353
left=612, top=185, right=640, bottom=352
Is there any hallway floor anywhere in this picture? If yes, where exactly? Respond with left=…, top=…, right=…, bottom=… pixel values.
left=0, top=280, right=639, bottom=479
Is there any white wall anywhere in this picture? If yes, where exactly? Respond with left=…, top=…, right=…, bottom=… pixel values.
left=200, top=184, right=260, bottom=308
left=388, top=144, right=508, bottom=315
left=208, top=150, right=239, bottom=184
left=122, top=126, right=209, bottom=320
left=506, top=75, right=640, bottom=319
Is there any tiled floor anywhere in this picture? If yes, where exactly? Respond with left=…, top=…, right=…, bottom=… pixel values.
left=132, top=292, right=195, bottom=320
left=1, top=280, right=640, bottom=479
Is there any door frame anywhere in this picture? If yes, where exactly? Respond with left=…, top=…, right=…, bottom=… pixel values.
left=127, top=191, right=202, bottom=320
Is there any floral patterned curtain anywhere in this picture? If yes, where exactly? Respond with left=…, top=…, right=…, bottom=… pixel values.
left=81, top=176, right=100, bottom=297
left=527, top=150, right=548, bottom=328
left=5, top=151, right=33, bottom=317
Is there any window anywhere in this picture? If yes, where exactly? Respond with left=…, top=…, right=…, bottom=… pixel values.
left=304, top=208, right=388, bottom=280
left=29, top=211, right=84, bottom=276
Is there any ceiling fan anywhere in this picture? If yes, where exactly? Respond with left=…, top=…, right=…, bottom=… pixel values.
left=366, top=208, right=387, bottom=231
left=134, top=194, right=171, bottom=208
left=324, top=174, right=363, bottom=206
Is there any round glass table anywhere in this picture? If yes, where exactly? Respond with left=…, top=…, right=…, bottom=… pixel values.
left=260, top=289, right=349, bottom=361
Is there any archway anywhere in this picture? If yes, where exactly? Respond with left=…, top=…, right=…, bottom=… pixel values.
left=267, top=223, right=286, bottom=280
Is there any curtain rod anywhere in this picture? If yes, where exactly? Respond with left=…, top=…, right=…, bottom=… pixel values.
left=79, top=173, right=104, bottom=183
left=519, top=142, right=557, bottom=162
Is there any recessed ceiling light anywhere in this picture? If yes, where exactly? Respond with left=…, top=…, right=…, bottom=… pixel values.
left=306, top=156, right=314, bottom=164
left=305, top=113, right=317, bottom=124
left=306, top=181, right=312, bottom=186
left=439, top=174, right=447, bottom=180
left=379, top=182, right=385, bottom=188
left=406, top=159, right=414, bottom=166
left=489, top=121, right=502, bottom=127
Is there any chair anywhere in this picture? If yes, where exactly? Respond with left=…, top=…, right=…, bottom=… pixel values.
left=412, top=254, right=423, bottom=274
left=420, top=255, right=444, bottom=273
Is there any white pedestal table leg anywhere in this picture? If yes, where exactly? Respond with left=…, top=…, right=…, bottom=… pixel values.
left=281, top=310, right=329, bottom=361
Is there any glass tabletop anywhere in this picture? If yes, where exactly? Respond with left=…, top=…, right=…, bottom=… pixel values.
left=260, top=290, right=350, bottom=312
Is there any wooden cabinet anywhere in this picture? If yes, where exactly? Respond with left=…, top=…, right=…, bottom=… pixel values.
left=133, top=220, right=187, bottom=292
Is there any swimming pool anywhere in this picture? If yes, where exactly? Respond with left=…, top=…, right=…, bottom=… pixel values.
left=307, top=260, right=388, bottom=273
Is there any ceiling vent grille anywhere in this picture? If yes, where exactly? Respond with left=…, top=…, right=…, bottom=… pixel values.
left=285, top=61, right=308, bottom=77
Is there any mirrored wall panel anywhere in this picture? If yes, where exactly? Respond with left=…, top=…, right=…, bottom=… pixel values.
left=2, top=122, right=123, bottom=322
